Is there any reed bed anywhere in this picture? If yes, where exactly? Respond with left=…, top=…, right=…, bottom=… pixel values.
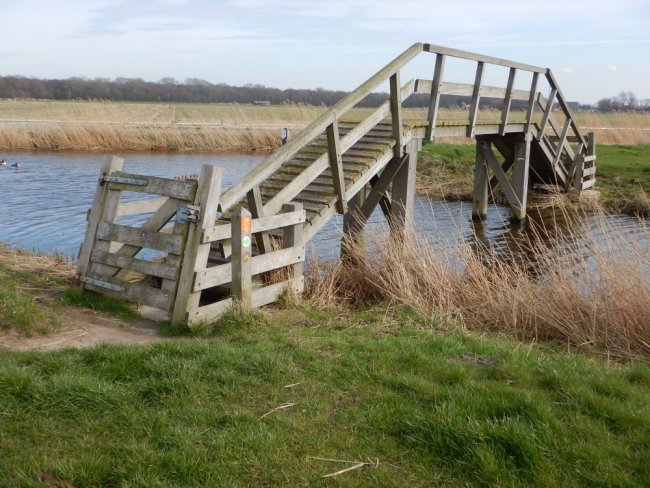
left=2, top=99, right=648, bottom=152
left=306, top=208, right=650, bottom=361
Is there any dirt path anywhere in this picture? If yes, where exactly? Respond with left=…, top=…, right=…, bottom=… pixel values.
left=0, top=306, right=168, bottom=352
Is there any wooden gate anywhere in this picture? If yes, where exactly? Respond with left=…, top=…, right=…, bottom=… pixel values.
left=76, top=156, right=207, bottom=315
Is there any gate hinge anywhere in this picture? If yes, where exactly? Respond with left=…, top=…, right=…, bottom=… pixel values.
left=176, top=204, right=201, bottom=224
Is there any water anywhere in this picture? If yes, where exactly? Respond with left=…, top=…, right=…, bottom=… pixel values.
left=0, top=152, right=647, bottom=264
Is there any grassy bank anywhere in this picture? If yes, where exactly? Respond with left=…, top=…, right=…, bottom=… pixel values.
left=418, top=143, right=650, bottom=215
left=1, top=306, right=650, bottom=487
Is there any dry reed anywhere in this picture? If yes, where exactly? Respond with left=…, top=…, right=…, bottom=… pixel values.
left=306, top=208, right=650, bottom=361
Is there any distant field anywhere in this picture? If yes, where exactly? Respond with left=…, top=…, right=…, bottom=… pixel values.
left=0, top=99, right=648, bottom=152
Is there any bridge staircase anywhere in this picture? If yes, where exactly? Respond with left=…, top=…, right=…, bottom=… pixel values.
left=77, top=43, right=596, bottom=325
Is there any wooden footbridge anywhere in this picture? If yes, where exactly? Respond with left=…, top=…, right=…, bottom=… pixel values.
left=76, top=43, right=596, bottom=325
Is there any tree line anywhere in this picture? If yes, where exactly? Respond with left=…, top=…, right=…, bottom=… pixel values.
left=597, top=91, right=649, bottom=112
left=0, top=75, right=525, bottom=109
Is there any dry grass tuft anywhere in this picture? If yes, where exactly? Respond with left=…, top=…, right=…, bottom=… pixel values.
left=306, top=209, right=650, bottom=361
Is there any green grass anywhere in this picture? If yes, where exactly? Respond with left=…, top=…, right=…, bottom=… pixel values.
left=1, top=305, right=648, bottom=487
left=416, top=142, right=650, bottom=214
left=0, top=257, right=62, bottom=335
left=593, top=144, right=650, bottom=214
left=61, top=288, right=138, bottom=321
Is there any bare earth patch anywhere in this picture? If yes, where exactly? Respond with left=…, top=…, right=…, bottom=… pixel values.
left=0, top=306, right=166, bottom=351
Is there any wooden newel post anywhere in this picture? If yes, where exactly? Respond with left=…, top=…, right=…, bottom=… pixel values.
left=232, top=206, right=253, bottom=310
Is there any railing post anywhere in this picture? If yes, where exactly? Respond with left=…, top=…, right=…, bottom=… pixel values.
left=467, top=61, right=484, bottom=138
left=499, top=68, right=517, bottom=135
left=232, top=206, right=253, bottom=310
left=425, top=53, right=446, bottom=141
left=390, top=138, right=417, bottom=232
left=390, top=71, right=404, bottom=159
left=524, top=72, right=539, bottom=133
left=326, top=120, right=347, bottom=214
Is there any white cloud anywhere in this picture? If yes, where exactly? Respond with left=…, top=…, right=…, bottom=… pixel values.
left=607, top=65, right=618, bottom=71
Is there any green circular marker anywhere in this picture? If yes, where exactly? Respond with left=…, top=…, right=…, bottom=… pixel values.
left=242, top=236, right=251, bottom=247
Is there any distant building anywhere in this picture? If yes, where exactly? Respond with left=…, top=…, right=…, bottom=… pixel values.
left=253, top=100, right=271, bottom=105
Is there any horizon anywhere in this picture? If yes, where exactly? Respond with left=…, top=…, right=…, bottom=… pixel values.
left=1, top=0, right=649, bottom=105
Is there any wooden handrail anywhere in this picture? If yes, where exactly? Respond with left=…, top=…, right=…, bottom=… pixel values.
left=217, top=42, right=586, bottom=214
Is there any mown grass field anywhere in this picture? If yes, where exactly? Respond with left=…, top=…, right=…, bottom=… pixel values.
left=1, top=304, right=650, bottom=487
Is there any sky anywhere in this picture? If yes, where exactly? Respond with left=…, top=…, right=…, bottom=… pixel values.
left=1, top=0, right=648, bottom=104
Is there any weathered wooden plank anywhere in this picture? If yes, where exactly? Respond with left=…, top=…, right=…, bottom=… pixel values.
left=390, top=138, right=417, bottom=228
left=171, top=164, right=223, bottom=324
left=116, top=197, right=168, bottom=217
left=247, top=185, right=272, bottom=254
left=538, top=87, right=557, bottom=136
left=425, top=53, right=446, bottom=141
left=499, top=68, right=517, bottom=136
left=231, top=207, right=253, bottom=309
left=582, top=178, right=596, bottom=190
left=467, top=62, right=484, bottom=138
left=85, top=272, right=171, bottom=311
left=423, top=43, right=546, bottom=73
left=194, top=246, right=306, bottom=291
left=582, top=166, right=597, bottom=177
left=358, top=154, right=407, bottom=222
left=553, top=117, right=572, bottom=169
left=77, top=156, right=124, bottom=288
left=283, top=203, right=304, bottom=283
left=416, top=80, right=532, bottom=102
left=91, top=250, right=179, bottom=280
left=524, top=72, right=539, bottom=132
left=389, top=71, right=404, bottom=158
left=109, top=172, right=197, bottom=201
left=511, top=135, right=531, bottom=220
left=472, top=140, right=489, bottom=219
left=97, top=222, right=184, bottom=254
left=326, top=120, right=347, bottom=214
left=187, top=277, right=304, bottom=325
left=480, top=141, right=521, bottom=208
left=202, top=210, right=306, bottom=244
left=545, top=70, right=587, bottom=147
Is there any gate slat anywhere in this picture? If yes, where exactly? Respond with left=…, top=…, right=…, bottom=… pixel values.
left=84, top=272, right=172, bottom=310
left=91, top=250, right=179, bottom=280
left=97, top=222, right=184, bottom=254
left=109, top=172, right=197, bottom=201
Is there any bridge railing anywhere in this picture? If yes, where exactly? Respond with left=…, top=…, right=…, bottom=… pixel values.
left=218, top=42, right=591, bottom=216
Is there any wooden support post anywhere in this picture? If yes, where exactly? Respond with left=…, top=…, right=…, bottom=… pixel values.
left=467, top=61, right=484, bottom=138
left=472, top=140, right=489, bottom=220
left=389, top=71, right=404, bottom=159
left=553, top=117, right=571, bottom=170
left=172, top=165, right=223, bottom=324
left=282, top=203, right=304, bottom=284
left=341, top=186, right=366, bottom=260
left=77, top=155, right=124, bottom=289
left=390, top=139, right=417, bottom=231
left=510, top=134, right=531, bottom=221
left=326, top=120, right=347, bottom=214
left=499, top=68, right=517, bottom=135
left=572, top=153, right=585, bottom=191
left=247, top=185, right=272, bottom=254
left=524, top=72, right=539, bottom=133
left=425, top=53, right=446, bottom=141
left=232, top=206, right=253, bottom=311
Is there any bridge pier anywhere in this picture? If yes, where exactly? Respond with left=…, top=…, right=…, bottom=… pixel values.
left=471, top=134, right=531, bottom=223
left=389, top=138, right=418, bottom=230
